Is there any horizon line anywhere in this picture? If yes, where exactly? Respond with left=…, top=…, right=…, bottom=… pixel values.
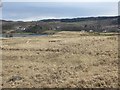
left=1, top=15, right=118, bottom=22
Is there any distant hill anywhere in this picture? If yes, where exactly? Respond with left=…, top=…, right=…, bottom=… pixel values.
left=41, top=16, right=118, bottom=22
left=1, top=16, right=120, bottom=34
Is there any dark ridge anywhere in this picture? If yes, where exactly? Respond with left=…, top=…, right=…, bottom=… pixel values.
left=41, top=16, right=118, bottom=22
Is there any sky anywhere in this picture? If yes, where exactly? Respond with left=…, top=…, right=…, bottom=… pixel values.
left=1, top=0, right=119, bottom=21
left=2, top=0, right=120, bottom=2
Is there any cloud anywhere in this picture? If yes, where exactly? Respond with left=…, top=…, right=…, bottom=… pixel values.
left=2, top=2, right=118, bottom=21
left=7, top=16, right=59, bottom=21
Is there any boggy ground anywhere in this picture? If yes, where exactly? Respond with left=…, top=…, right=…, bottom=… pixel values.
left=1, top=31, right=119, bottom=88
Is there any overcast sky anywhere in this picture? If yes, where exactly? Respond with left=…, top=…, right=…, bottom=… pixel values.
left=2, top=0, right=120, bottom=2
left=2, top=1, right=119, bottom=21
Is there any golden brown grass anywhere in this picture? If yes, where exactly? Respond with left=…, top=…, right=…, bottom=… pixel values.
left=1, top=31, right=119, bottom=88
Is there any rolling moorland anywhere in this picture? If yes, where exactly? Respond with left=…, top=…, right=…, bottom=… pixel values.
left=1, top=16, right=120, bottom=88
left=1, top=16, right=120, bottom=35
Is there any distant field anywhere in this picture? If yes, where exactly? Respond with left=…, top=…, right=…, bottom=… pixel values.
left=1, top=31, right=119, bottom=88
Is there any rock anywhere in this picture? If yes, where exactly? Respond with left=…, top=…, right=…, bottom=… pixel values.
left=8, top=75, right=23, bottom=82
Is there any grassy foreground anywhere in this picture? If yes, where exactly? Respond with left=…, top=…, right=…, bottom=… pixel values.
left=1, top=31, right=119, bottom=88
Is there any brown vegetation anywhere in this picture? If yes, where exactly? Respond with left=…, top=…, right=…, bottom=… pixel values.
left=1, top=31, right=119, bottom=88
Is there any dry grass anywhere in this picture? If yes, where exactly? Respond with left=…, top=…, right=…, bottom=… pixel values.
left=1, top=31, right=119, bottom=88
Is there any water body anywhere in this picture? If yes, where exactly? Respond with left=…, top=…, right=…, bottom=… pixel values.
left=0, top=33, right=48, bottom=38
